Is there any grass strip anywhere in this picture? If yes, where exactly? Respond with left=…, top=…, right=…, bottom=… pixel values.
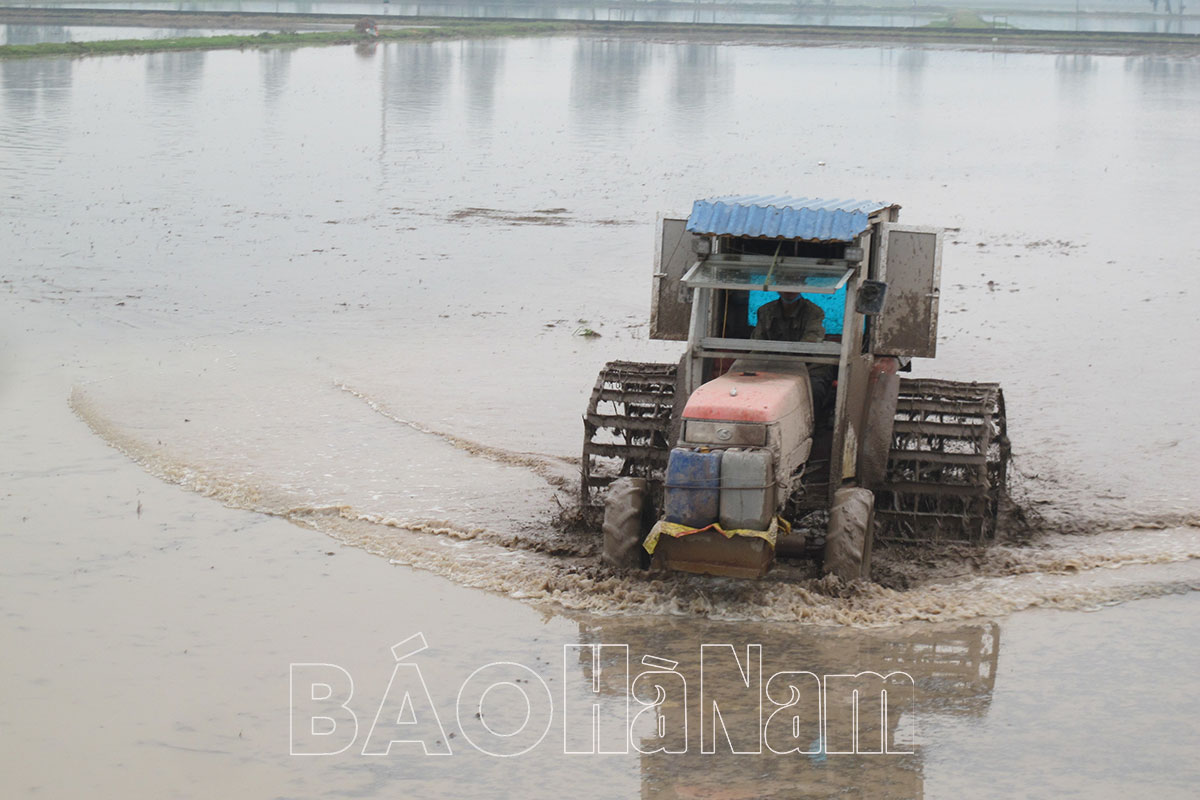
left=0, top=21, right=572, bottom=59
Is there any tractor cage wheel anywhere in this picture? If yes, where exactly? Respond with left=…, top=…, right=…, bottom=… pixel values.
left=875, top=378, right=1010, bottom=543
left=581, top=360, right=679, bottom=513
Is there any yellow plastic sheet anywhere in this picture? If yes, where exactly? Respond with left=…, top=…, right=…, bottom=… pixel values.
left=643, top=515, right=790, bottom=555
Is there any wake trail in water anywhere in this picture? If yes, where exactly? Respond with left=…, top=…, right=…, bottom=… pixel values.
left=1003, top=456, right=1200, bottom=538
left=70, top=383, right=1200, bottom=627
left=336, top=381, right=578, bottom=490
left=69, top=385, right=589, bottom=559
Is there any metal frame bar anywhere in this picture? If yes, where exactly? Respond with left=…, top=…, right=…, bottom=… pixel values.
left=682, top=259, right=853, bottom=295
left=827, top=273, right=861, bottom=490
left=704, top=253, right=858, bottom=273
left=684, top=285, right=712, bottom=395
left=698, top=337, right=841, bottom=360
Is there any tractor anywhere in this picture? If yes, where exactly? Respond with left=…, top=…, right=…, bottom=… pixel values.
left=582, top=195, right=1010, bottom=580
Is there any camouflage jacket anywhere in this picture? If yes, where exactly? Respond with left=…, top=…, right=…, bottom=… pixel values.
left=751, top=297, right=826, bottom=343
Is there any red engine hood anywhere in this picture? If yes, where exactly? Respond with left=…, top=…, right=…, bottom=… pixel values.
left=682, top=371, right=806, bottom=424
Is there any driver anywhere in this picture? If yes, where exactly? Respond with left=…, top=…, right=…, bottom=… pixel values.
left=752, top=291, right=835, bottom=419
left=752, top=291, right=825, bottom=343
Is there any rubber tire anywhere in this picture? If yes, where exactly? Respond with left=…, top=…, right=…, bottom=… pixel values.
left=602, top=477, right=647, bottom=570
left=823, top=487, right=875, bottom=581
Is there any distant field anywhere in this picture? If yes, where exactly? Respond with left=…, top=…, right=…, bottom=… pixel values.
left=0, top=8, right=1197, bottom=59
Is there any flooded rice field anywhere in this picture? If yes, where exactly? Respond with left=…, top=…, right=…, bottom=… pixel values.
left=2, top=32, right=1199, bottom=798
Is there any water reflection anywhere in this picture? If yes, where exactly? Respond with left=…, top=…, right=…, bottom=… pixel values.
left=459, top=38, right=504, bottom=126
left=571, top=616, right=999, bottom=798
left=0, top=56, right=73, bottom=182
left=1, top=24, right=67, bottom=46
left=381, top=40, right=453, bottom=118
left=897, top=47, right=929, bottom=106
left=1054, top=54, right=1097, bottom=108
left=668, top=43, right=726, bottom=128
left=0, top=53, right=72, bottom=105
left=144, top=49, right=207, bottom=100
left=1127, top=54, right=1200, bottom=83
left=570, top=39, right=655, bottom=124
left=258, top=47, right=291, bottom=105
left=897, top=47, right=929, bottom=76
left=1055, top=53, right=1097, bottom=76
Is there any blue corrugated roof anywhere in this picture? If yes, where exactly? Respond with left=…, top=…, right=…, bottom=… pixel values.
left=686, top=195, right=896, bottom=242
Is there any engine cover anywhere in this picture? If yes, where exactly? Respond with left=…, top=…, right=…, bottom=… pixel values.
left=682, top=370, right=808, bottom=425
left=680, top=367, right=815, bottom=507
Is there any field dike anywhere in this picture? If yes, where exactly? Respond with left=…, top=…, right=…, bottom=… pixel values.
left=3, top=9, right=1198, bottom=60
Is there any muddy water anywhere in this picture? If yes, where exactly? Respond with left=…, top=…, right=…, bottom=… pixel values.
left=7, top=38, right=1197, bottom=620
left=2, top=34, right=1199, bottom=797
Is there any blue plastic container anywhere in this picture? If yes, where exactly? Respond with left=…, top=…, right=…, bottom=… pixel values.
left=664, top=447, right=722, bottom=528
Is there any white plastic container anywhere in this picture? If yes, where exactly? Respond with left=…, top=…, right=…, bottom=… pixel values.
left=719, top=448, right=775, bottom=531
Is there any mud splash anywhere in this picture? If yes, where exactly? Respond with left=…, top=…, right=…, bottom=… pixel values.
left=70, top=384, right=1200, bottom=628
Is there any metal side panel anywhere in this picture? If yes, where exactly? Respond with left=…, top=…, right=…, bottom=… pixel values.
left=828, top=277, right=865, bottom=493
left=650, top=216, right=698, bottom=341
left=872, top=223, right=942, bottom=358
